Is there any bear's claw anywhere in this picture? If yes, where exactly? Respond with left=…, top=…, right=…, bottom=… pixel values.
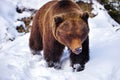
left=47, top=61, right=61, bottom=69
left=73, top=64, right=85, bottom=72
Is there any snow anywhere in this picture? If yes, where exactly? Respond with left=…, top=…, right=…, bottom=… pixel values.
left=0, top=0, right=120, bottom=80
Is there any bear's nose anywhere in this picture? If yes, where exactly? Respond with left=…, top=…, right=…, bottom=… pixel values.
left=73, top=47, right=82, bottom=55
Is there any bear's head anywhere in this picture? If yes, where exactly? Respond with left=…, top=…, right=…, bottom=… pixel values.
left=52, top=12, right=89, bottom=55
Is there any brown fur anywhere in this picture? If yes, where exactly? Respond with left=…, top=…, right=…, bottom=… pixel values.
left=29, top=0, right=89, bottom=71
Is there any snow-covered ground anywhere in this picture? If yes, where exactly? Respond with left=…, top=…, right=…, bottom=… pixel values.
left=0, top=0, right=120, bottom=80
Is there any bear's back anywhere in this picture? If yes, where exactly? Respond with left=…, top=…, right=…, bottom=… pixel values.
left=37, top=0, right=81, bottom=21
left=52, top=0, right=81, bottom=15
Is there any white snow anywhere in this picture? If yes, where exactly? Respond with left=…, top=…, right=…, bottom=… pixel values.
left=0, top=0, right=120, bottom=80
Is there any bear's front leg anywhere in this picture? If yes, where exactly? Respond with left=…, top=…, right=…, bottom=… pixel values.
left=43, top=39, right=64, bottom=69
left=70, top=37, right=89, bottom=72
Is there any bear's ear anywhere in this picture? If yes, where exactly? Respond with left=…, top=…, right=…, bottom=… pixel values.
left=54, top=16, right=64, bottom=26
left=81, top=12, right=89, bottom=22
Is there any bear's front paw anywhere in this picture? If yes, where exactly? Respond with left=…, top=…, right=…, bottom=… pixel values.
left=54, top=62, right=61, bottom=69
left=47, top=61, right=61, bottom=69
left=72, top=64, right=85, bottom=72
left=31, top=50, right=41, bottom=55
left=47, top=61, right=54, bottom=67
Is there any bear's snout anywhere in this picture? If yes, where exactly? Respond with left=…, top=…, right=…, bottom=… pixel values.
left=73, top=47, right=82, bottom=55
left=69, top=39, right=82, bottom=55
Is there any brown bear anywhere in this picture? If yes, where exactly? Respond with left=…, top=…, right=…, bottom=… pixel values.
left=29, top=0, right=89, bottom=72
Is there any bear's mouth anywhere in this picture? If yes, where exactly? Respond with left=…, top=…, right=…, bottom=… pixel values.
left=72, top=47, right=82, bottom=55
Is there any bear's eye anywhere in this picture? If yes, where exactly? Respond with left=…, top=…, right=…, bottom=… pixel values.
left=54, top=17, right=64, bottom=26
left=68, top=34, right=73, bottom=38
left=67, top=34, right=75, bottom=40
